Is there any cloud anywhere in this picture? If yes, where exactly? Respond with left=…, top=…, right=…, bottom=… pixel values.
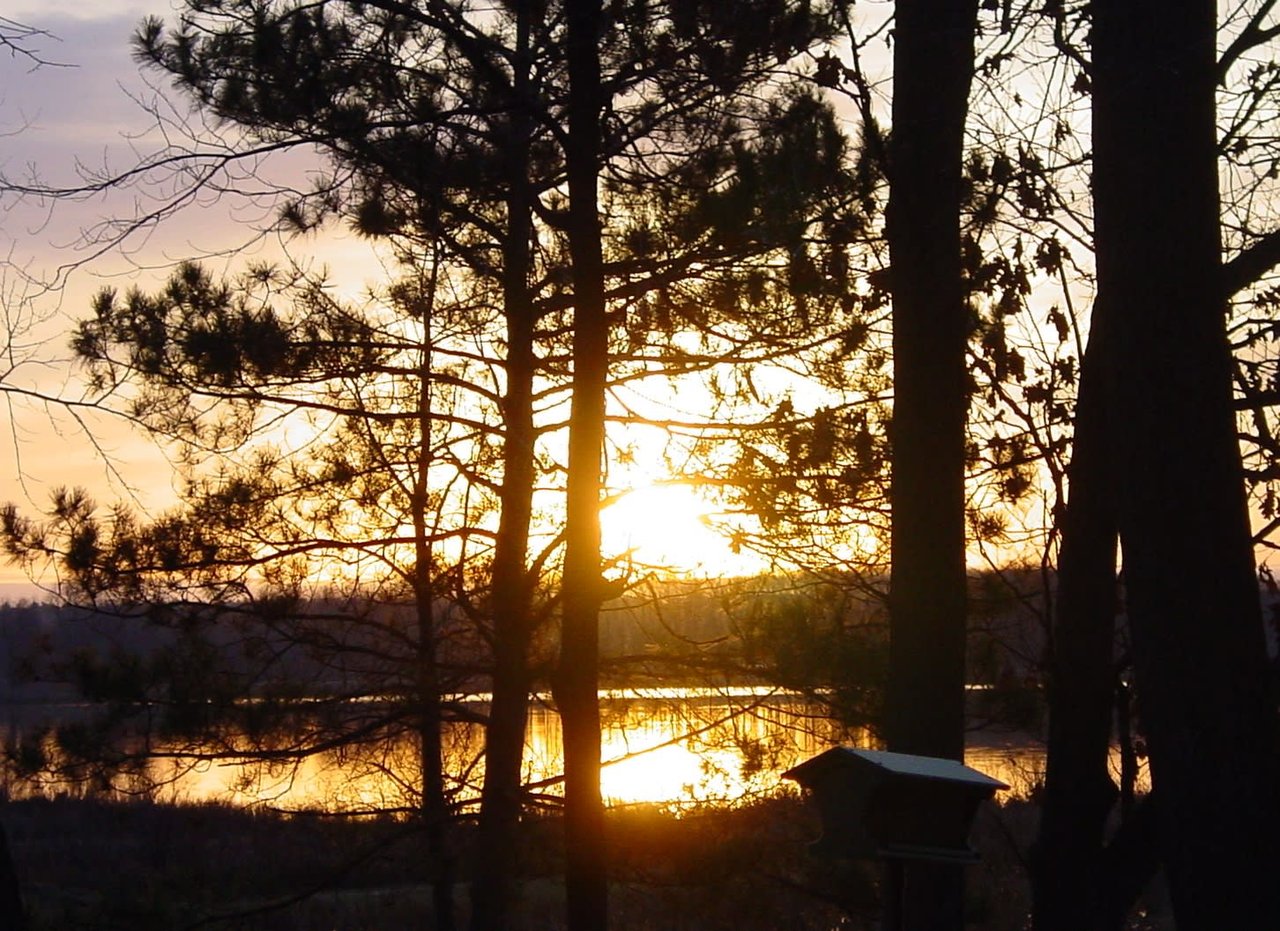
left=4, top=3, right=150, bottom=29
left=2, top=11, right=164, bottom=175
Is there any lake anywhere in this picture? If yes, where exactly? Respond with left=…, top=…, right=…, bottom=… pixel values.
left=0, top=689, right=1140, bottom=811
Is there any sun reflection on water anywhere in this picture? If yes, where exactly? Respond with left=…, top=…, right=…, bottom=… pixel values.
left=5, top=692, right=1143, bottom=812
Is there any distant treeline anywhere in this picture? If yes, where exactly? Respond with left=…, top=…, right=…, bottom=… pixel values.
left=0, top=570, right=1070, bottom=703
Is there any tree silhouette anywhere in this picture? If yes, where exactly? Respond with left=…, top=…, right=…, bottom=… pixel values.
left=1031, top=3, right=1280, bottom=926
left=5, top=3, right=858, bottom=928
left=1089, top=1, right=1280, bottom=925
left=881, top=1, right=979, bottom=927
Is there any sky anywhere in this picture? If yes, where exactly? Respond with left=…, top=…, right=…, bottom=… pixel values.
left=13, top=3, right=1271, bottom=601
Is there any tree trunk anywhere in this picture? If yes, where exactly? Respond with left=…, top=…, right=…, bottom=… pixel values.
left=560, top=0, right=609, bottom=928
left=884, top=0, right=979, bottom=761
left=1094, top=1, right=1280, bottom=925
left=0, top=819, right=24, bottom=931
left=882, top=1, right=978, bottom=927
left=410, top=260, right=457, bottom=931
left=1032, top=307, right=1122, bottom=931
left=469, top=3, right=539, bottom=927
left=416, top=597, right=456, bottom=931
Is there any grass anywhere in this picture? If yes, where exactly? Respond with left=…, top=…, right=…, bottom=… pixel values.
left=0, top=793, right=1171, bottom=930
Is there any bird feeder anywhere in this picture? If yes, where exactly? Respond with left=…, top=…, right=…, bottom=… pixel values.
left=783, top=747, right=1008, bottom=863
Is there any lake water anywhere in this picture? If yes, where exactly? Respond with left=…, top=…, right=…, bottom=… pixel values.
left=1, top=689, right=1141, bottom=811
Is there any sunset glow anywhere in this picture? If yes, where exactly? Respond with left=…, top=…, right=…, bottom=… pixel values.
left=599, top=483, right=766, bottom=579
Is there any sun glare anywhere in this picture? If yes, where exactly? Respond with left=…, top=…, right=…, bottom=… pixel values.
left=599, top=484, right=764, bottom=578
left=596, top=710, right=788, bottom=808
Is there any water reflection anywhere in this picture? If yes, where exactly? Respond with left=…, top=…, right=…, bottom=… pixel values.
left=2, top=690, right=1148, bottom=810
left=568, top=690, right=853, bottom=808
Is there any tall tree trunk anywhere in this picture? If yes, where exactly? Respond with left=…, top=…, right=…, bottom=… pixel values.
left=0, top=819, right=24, bottom=931
left=470, top=4, right=539, bottom=926
left=882, top=2, right=978, bottom=927
left=884, top=0, right=979, bottom=761
left=411, top=255, right=457, bottom=931
left=560, top=0, right=609, bottom=928
left=1032, top=306, right=1121, bottom=931
left=1094, top=1, right=1280, bottom=926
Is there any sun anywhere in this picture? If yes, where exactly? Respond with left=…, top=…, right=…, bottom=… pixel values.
left=599, top=483, right=764, bottom=578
